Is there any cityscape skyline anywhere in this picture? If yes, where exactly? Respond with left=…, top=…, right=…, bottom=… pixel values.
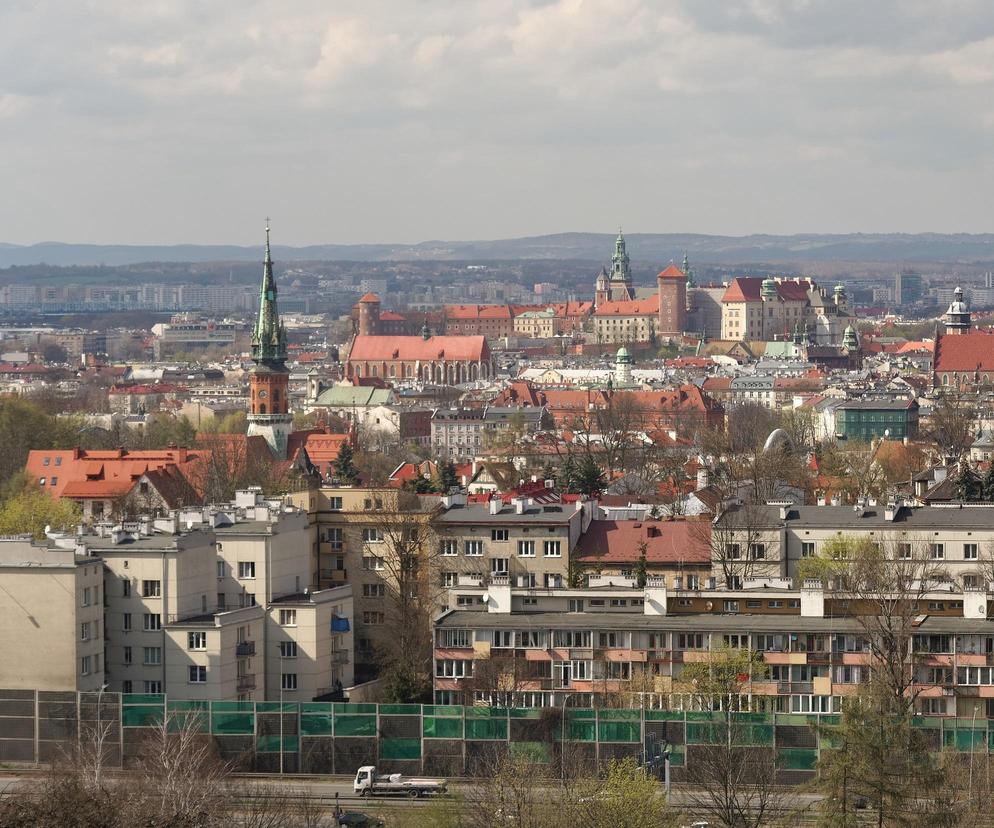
left=2, top=1, right=994, bottom=246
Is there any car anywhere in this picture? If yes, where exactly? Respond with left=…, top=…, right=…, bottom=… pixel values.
left=337, top=812, right=385, bottom=827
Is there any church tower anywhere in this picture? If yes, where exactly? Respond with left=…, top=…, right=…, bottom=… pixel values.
left=944, top=286, right=971, bottom=335
left=247, top=221, right=293, bottom=459
left=608, top=230, right=634, bottom=301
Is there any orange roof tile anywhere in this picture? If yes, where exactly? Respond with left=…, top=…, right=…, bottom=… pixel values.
left=934, top=331, right=994, bottom=372
left=657, top=264, right=685, bottom=280
left=347, top=334, right=489, bottom=362
left=593, top=295, right=660, bottom=316
left=575, top=519, right=711, bottom=564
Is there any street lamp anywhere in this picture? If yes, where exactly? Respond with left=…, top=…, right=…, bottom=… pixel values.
left=560, top=692, right=573, bottom=784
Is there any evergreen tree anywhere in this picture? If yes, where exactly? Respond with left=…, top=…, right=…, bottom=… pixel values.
left=575, top=454, right=606, bottom=496
left=333, top=442, right=360, bottom=485
left=634, top=540, right=648, bottom=588
left=982, top=462, right=994, bottom=502
left=954, top=462, right=982, bottom=501
left=438, top=460, right=459, bottom=491
left=557, top=454, right=579, bottom=493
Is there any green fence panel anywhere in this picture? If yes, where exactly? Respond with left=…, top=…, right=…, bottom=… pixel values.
left=301, top=702, right=333, bottom=714
left=423, top=705, right=463, bottom=717
left=465, top=707, right=509, bottom=719
left=567, top=708, right=596, bottom=720
left=465, top=718, right=508, bottom=740
left=379, top=704, right=421, bottom=715
left=257, top=702, right=297, bottom=713
left=167, top=700, right=208, bottom=712
left=598, top=721, right=640, bottom=743
left=668, top=746, right=685, bottom=767
left=334, top=703, right=377, bottom=714
left=644, top=710, right=686, bottom=721
left=300, top=714, right=334, bottom=736
left=511, top=741, right=551, bottom=763
left=211, top=701, right=254, bottom=712
left=256, top=734, right=299, bottom=753
left=778, top=748, right=817, bottom=770
left=121, top=705, right=163, bottom=727
left=686, top=723, right=721, bottom=744
left=567, top=720, right=597, bottom=741
left=508, top=708, right=541, bottom=719
left=424, top=717, right=463, bottom=739
left=122, top=694, right=164, bottom=705
left=598, top=709, right=640, bottom=721
left=943, top=728, right=987, bottom=750
left=380, top=738, right=422, bottom=760
left=211, top=712, right=255, bottom=735
left=333, top=715, right=377, bottom=737
left=685, top=711, right=724, bottom=723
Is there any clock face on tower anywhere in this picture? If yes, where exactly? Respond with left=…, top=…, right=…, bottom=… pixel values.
left=258, top=390, right=268, bottom=399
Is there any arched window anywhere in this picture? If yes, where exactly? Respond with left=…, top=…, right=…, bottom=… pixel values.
left=259, top=404, right=267, bottom=414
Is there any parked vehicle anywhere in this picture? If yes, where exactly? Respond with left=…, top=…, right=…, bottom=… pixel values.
left=337, top=813, right=384, bottom=828
left=353, top=765, right=447, bottom=798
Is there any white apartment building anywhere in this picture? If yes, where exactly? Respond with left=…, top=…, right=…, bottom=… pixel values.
left=0, top=537, right=106, bottom=692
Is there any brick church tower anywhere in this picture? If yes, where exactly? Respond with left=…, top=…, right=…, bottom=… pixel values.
left=247, top=222, right=292, bottom=459
left=656, top=263, right=687, bottom=336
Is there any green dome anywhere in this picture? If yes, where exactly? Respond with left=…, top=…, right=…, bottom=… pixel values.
left=616, top=346, right=632, bottom=364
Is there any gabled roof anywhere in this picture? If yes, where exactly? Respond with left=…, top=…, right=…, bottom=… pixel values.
left=721, top=277, right=812, bottom=304
left=575, top=519, right=711, bottom=564
left=934, top=331, right=994, bottom=372
left=593, top=295, right=660, bottom=316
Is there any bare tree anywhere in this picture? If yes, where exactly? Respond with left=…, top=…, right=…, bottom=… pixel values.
left=692, top=500, right=774, bottom=588
left=923, top=394, right=977, bottom=462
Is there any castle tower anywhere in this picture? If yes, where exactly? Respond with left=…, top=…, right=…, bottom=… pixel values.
left=614, top=346, right=633, bottom=385
left=609, top=230, right=634, bottom=301
left=594, top=268, right=610, bottom=307
left=247, top=221, right=293, bottom=459
left=357, top=292, right=381, bottom=336
left=944, top=286, right=971, bottom=335
left=656, top=262, right=687, bottom=336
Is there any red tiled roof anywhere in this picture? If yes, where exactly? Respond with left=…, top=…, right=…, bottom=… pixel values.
left=575, top=519, right=711, bottom=564
left=721, top=277, right=812, bottom=304
left=347, top=334, right=489, bottom=362
left=702, top=377, right=732, bottom=391
left=358, top=293, right=381, bottom=303
left=445, top=304, right=512, bottom=320
left=897, top=341, right=934, bottom=354
left=379, top=311, right=406, bottom=321
left=934, top=331, right=994, bottom=372
left=593, top=295, right=660, bottom=316
left=657, top=264, right=685, bottom=280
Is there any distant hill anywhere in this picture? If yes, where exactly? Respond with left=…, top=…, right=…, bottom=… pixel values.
left=1, top=233, right=993, bottom=267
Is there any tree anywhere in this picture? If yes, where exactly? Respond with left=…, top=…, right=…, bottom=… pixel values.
left=680, top=647, right=794, bottom=828
left=953, top=461, right=982, bottom=501
left=634, top=540, right=648, bottom=588
left=564, top=757, right=677, bottom=828
left=0, top=485, right=81, bottom=538
left=438, top=459, right=459, bottom=491
left=575, top=454, right=606, bottom=496
left=41, top=343, right=69, bottom=364
left=693, top=499, right=772, bottom=589
left=924, top=394, right=976, bottom=462
left=333, top=441, right=361, bottom=485
left=983, top=463, right=994, bottom=502
left=557, top=454, right=579, bottom=493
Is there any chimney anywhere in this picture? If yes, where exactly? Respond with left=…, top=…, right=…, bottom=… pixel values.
left=696, top=468, right=709, bottom=491
left=779, top=505, right=789, bottom=520
left=489, top=497, right=502, bottom=516
left=514, top=497, right=525, bottom=515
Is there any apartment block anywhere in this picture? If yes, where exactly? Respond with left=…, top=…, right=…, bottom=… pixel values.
left=0, top=538, right=106, bottom=692
left=434, top=576, right=993, bottom=717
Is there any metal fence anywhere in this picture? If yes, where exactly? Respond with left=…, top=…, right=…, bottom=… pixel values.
left=1, top=688, right=990, bottom=783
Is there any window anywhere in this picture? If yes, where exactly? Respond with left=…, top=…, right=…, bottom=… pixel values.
left=142, top=580, right=161, bottom=597
left=610, top=599, right=628, bottom=607
left=122, top=612, right=132, bottom=631
left=723, top=600, right=740, bottom=613
left=491, top=558, right=509, bottom=575
left=723, top=634, right=747, bottom=648
left=80, top=656, right=91, bottom=676
left=441, top=540, right=458, bottom=556
left=122, top=680, right=133, bottom=694
left=750, top=543, right=766, bottom=560
left=123, top=646, right=132, bottom=665
left=237, top=562, right=255, bottom=579
left=965, top=543, right=979, bottom=560
left=144, top=681, right=162, bottom=694
left=189, top=666, right=207, bottom=683
left=897, top=542, right=912, bottom=560
left=516, top=631, right=542, bottom=648
left=464, top=540, right=484, bottom=556
left=685, top=574, right=700, bottom=590
left=281, top=673, right=297, bottom=691
left=362, top=611, right=385, bottom=625
left=329, top=496, right=343, bottom=510
left=442, top=571, right=459, bottom=587
left=724, top=543, right=741, bottom=559
left=568, top=599, right=584, bottom=613
left=279, top=610, right=297, bottom=627
left=491, top=529, right=509, bottom=541
left=143, top=613, right=161, bottom=631
left=802, top=541, right=816, bottom=558
left=438, top=629, right=473, bottom=648
left=517, top=540, right=535, bottom=557
left=435, top=660, right=472, bottom=677
left=143, top=647, right=161, bottom=665
left=362, top=555, right=384, bottom=571
left=122, top=578, right=131, bottom=597
left=188, top=632, right=207, bottom=651
left=362, top=528, right=384, bottom=543
left=678, top=633, right=706, bottom=650
left=493, top=631, right=513, bottom=648
left=930, top=543, right=945, bottom=560
left=522, top=597, right=538, bottom=606
left=80, top=622, right=90, bottom=641
left=280, top=641, right=297, bottom=658
left=544, top=540, right=561, bottom=557
left=362, top=583, right=386, bottom=598
left=747, top=600, right=762, bottom=609
left=82, top=586, right=92, bottom=607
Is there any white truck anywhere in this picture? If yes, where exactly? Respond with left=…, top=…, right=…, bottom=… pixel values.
left=353, top=765, right=447, bottom=798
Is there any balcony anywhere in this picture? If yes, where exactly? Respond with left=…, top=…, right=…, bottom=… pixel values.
left=236, top=641, right=256, bottom=657
left=331, top=649, right=350, bottom=665
left=320, top=541, right=345, bottom=556
left=319, top=569, right=348, bottom=583
left=237, top=675, right=256, bottom=691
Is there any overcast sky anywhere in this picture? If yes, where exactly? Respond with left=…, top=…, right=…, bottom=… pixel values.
left=2, top=0, right=994, bottom=246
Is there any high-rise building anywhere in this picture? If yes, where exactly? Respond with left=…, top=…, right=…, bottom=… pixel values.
left=895, top=269, right=923, bottom=305
left=247, top=223, right=293, bottom=459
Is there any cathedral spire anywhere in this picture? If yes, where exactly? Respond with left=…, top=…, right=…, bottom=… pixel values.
left=251, top=218, right=287, bottom=365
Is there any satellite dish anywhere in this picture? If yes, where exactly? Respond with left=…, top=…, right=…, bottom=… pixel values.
left=482, top=593, right=490, bottom=603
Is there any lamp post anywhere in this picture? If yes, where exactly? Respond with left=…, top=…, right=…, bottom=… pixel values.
left=277, top=644, right=284, bottom=776
left=560, top=692, right=573, bottom=784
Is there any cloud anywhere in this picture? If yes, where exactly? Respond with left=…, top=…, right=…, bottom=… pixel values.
left=0, top=0, right=992, bottom=244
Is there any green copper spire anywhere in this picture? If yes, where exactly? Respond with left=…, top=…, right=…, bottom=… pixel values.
left=251, top=220, right=287, bottom=364
left=611, top=228, right=631, bottom=282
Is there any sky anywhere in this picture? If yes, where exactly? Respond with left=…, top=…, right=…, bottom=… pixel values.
left=2, top=0, right=994, bottom=246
